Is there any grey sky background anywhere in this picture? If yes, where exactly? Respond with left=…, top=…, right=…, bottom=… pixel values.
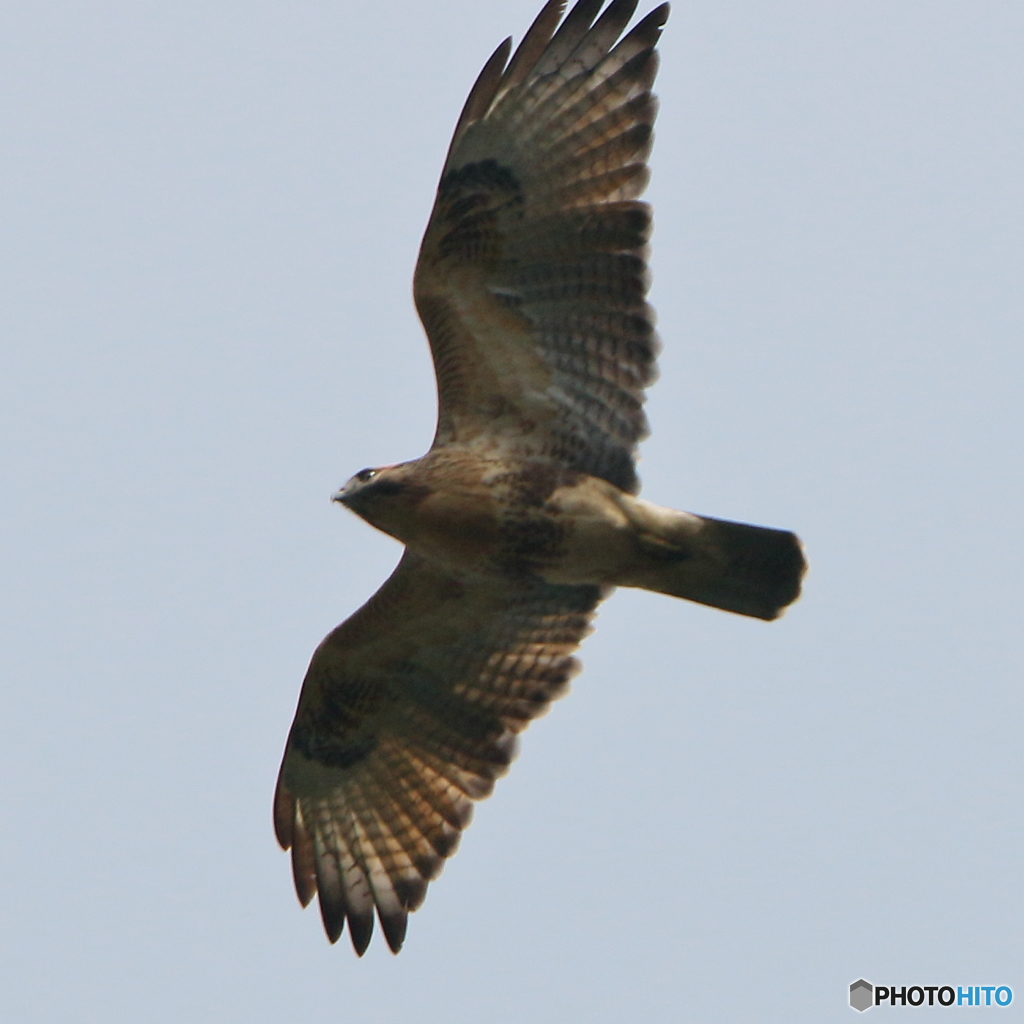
left=2, top=1, right=1022, bottom=1021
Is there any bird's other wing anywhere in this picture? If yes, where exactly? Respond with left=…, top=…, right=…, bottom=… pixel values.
left=414, top=0, right=669, bottom=494
left=274, top=550, right=605, bottom=955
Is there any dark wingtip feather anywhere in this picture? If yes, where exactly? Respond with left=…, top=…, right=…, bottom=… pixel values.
left=348, top=911, right=375, bottom=957
left=555, top=0, right=606, bottom=43
left=539, top=0, right=605, bottom=71
left=395, top=875, right=429, bottom=913
left=312, top=844, right=346, bottom=940
left=625, top=0, right=670, bottom=44
left=272, top=781, right=294, bottom=850
left=500, top=0, right=567, bottom=92
left=446, top=36, right=513, bottom=162
left=318, top=896, right=345, bottom=945
left=290, top=817, right=318, bottom=908
left=379, top=909, right=409, bottom=954
left=608, top=2, right=669, bottom=65
left=581, top=0, right=640, bottom=54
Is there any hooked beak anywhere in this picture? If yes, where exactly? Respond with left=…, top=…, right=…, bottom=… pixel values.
left=331, top=488, right=347, bottom=504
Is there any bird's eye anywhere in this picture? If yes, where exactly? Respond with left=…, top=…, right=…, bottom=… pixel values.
left=356, top=468, right=377, bottom=483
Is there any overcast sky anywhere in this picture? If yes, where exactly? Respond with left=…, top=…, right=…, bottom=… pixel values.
left=2, top=1, right=1022, bottom=1021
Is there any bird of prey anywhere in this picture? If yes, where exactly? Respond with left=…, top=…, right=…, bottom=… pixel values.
left=274, top=0, right=805, bottom=956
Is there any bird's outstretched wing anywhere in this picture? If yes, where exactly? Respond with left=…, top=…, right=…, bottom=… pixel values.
left=274, top=551, right=604, bottom=954
left=415, top=0, right=669, bottom=494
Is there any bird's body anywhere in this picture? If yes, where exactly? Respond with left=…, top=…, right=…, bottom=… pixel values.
left=275, top=0, right=806, bottom=956
left=336, top=452, right=801, bottom=617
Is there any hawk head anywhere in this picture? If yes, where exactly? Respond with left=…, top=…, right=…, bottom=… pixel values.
left=332, top=466, right=389, bottom=506
left=331, top=463, right=432, bottom=539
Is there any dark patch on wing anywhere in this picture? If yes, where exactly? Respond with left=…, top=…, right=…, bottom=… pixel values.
left=289, top=729, right=378, bottom=770
left=435, top=159, right=524, bottom=262
left=288, top=676, right=382, bottom=770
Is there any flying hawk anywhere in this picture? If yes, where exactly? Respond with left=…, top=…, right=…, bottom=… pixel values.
left=274, top=0, right=805, bottom=956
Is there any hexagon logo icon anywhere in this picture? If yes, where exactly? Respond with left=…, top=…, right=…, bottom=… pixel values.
left=850, top=979, right=873, bottom=1012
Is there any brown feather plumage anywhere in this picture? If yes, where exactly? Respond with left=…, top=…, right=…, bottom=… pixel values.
left=416, top=2, right=668, bottom=493
left=276, top=0, right=805, bottom=956
left=278, top=550, right=604, bottom=953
